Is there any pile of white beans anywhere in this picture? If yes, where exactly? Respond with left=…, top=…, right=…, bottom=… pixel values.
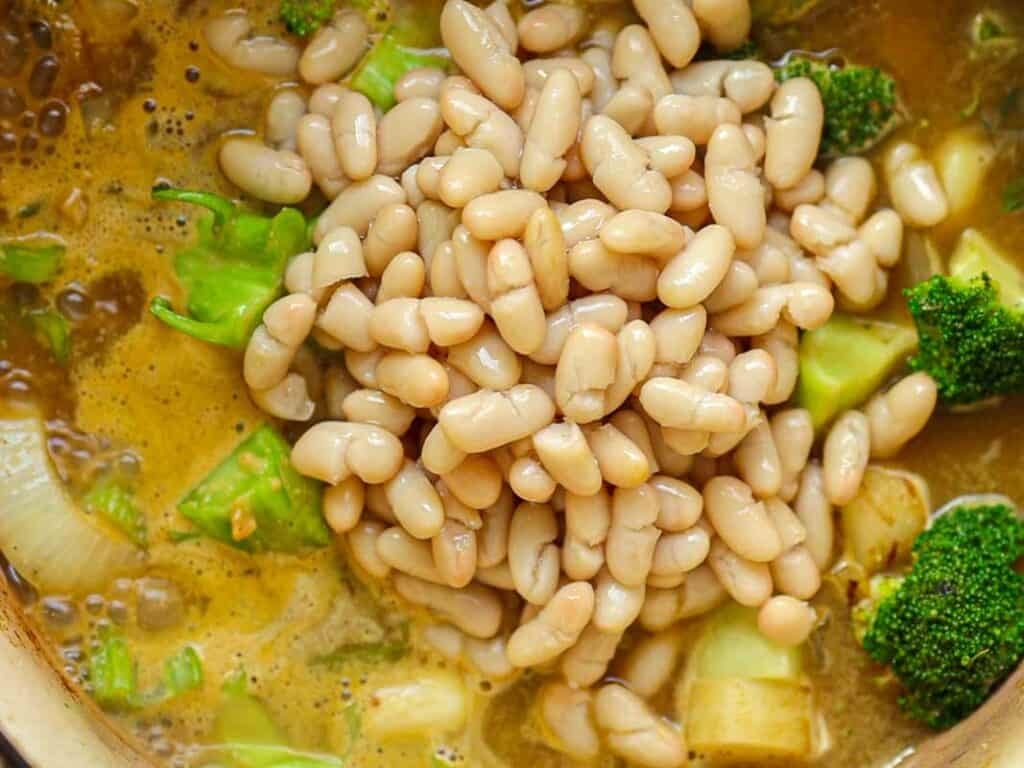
left=204, top=1, right=949, bottom=764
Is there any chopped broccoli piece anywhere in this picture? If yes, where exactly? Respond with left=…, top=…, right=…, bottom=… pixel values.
left=83, top=476, right=148, bottom=548
left=279, top=0, right=336, bottom=37
left=855, top=503, right=1024, bottom=729
left=775, top=56, right=901, bottom=157
left=796, top=314, right=918, bottom=430
left=177, top=424, right=328, bottom=553
left=906, top=229, right=1024, bottom=404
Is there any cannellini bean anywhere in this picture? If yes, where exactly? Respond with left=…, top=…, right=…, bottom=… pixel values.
left=771, top=544, right=821, bottom=600
left=521, top=69, right=582, bottom=192
left=794, top=462, right=834, bottom=569
left=593, top=566, right=646, bottom=632
left=561, top=624, right=621, bottom=688
left=619, top=629, right=683, bottom=698
left=447, top=320, right=522, bottom=390
left=440, top=385, right=556, bottom=453
left=703, top=476, right=782, bottom=562
left=562, top=489, right=611, bottom=580
left=866, top=372, right=938, bottom=459
left=705, top=124, right=765, bottom=249
left=299, top=11, right=367, bottom=84
left=770, top=408, right=814, bottom=500
left=691, top=0, right=752, bottom=51
left=557, top=198, right=618, bottom=248
left=651, top=527, right=710, bottom=577
left=394, top=574, right=502, bottom=638
left=524, top=57, right=596, bottom=95
left=658, top=224, right=736, bottom=308
left=324, top=476, right=365, bottom=534
left=606, top=484, right=661, bottom=587
left=532, top=293, right=628, bottom=365
left=377, top=97, right=444, bottom=176
left=370, top=297, right=483, bottom=352
left=441, top=88, right=524, bottom=178
left=524, top=206, right=570, bottom=311
left=418, top=200, right=460, bottom=265
left=752, top=322, right=799, bottom=405
left=315, top=175, right=406, bottom=241
left=348, top=520, right=392, bottom=578
left=650, top=476, right=703, bottom=531
left=649, top=308, right=706, bottom=366
left=298, top=112, right=349, bottom=198
left=332, top=90, right=377, bottom=182
left=308, top=83, right=346, bottom=116
left=556, top=323, right=618, bottom=423
left=249, top=373, right=314, bottom=422
left=633, top=0, right=701, bottom=68
left=377, top=351, right=450, bottom=408
left=582, top=47, right=616, bottom=111
left=507, top=582, right=595, bottom=667
left=487, top=239, right=548, bottom=355
left=823, top=410, right=871, bottom=505
left=342, top=388, right=416, bottom=436
left=385, top=460, right=445, bottom=539
left=653, top=94, right=741, bottom=146
left=363, top=204, right=418, bottom=277
left=464, top=190, right=547, bottom=240
left=438, top=147, right=503, bottom=208
left=265, top=89, right=306, bottom=151
left=568, top=240, right=660, bottom=301
left=433, top=519, right=479, bottom=588
left=635, top=136, right=698, bottom=179
left=291, top=421, right=404, bottom=485
left=539, top=683, right=601, bottom=760
left=884, top=142, right=950, bottom=228
left=703, top=260, right=758, bottom=313
left=582, top=115, right=671, bottom=213
left=441, top=454, right=503, bottom=510
left=707, top=537, right=773, bottom=607
left=441, top=0, right=525, bottom=110
left=639, top=564, right=726, bottom=630
left=734, top=421, right=783, bottom=498
left=640, top=378, right=745, bottom=433
left=396, top=67, right=446, bottom=102
left=219, top=139, right=311, bottom=204
left=604, top=321, right=657, bottom=414
left=610, top=410, right=660, bottom=473
left=508, top=455, right=558, bottom=502
left=600, top=210, right=687, bottom=262
left=483, top=0, right=518, bottom=48
left=533, top=422, right=603, bottom=497
left=517, top=4, right=586, bottom=53
left=758, top=595, right=815, bottom=647
left=204, top=11, right=298, bottom=76
left=612, top=24, right=672, bottom=106
left=477, top=487, right=514, bottom=568
left=377, top=526, right=445, bottom=583
left=765, top=78, right=824, bottom=190
left=429, top=241, right=466, bottom=299
left=586, top=423, right=652, bottom=488
left=711, top=283, right=834, bottom=336
left=422, top=422, right=469, bottom=476
left=671, top=60, right=774, bottom=114
left=774, top=169, right=826, bottom=212
left=451, top=225, right=493, bottom=309
left=377, top=251, right=425, bottom=302
left=508, top=502, right=560, bottom=604
left=594, top=684, right=686, bottom=768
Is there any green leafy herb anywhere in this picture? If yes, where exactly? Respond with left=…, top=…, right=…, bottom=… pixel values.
left=89, top=626, right=138, bottom=710
left=0, top=239, right=65, bottom=284
left=83, top=476, right=147, bottom=548
left=150, top=188, right=311, bottom=349
left=177, top=425, right=328, bottom=553
left=1002, top=176, right=1024, bottom=212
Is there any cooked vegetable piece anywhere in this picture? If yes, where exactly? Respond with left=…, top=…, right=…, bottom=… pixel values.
left=89, top=627, right=139, bottom=710
left=797, top=315, right=918, bottom=430
left=313, top=623, right=410, bottom=667
left=841, top=467, right=928, bottom=575
left=216, top=673, right=345, bottom=767
left=775, top=56, right=901, bottom=157
left=279, top=0, right=337, bottom=37
left=24, top=307, right=70, bottom=364
left=0, top=419, right=143, bottom=594
left=680, top=604, right=813, bottom=762
left=350, top=32, right=449, bottom=111
left=906, top=230, right=1024, bottom=404
left=0, top=239, right=65, bottom=284
left=150, top=188, right=311, bottom=349
left=160, top=646, right=205, bottom=700
left=855, top=502, right=1024, bottom=729
left=177, top=425, right=328, bottom=553
left=363, top=672, right=467, bottom=740
left=83, top=476, right=147, bottom=548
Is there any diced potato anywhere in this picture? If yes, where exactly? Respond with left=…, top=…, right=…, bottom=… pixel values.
left=841, top=466, right=929, bottom=575
left=694, top=604, right=804, bottom=682
left=950, top=228, right=1024, bottom=310
left=364, top=672, right=467, bottom=740
left=685, top=678, right=813, bottom=764
left=935, top=128, right=996, bottom=217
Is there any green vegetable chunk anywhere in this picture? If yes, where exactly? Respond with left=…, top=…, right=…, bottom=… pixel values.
left=25, top=308, right=71, bottom=364
left=350, top=32, right=449, bottom=110
left=217, top=673, right=345, bottom=767
left=855, top=503, right=1024, bottom=729
left=83, top=476, right=148, bottom=548
left=906, top=230, right=1024, bottom=404
left=177, top=424, right=328, bottom=553
left=161, top=646, right=204, bottom=699
left=775, top=56, right=901, bottom=157
left=150, top=188, right=311, bottom=349
left=89, top=626, right=139, bottom=710
left=279, top=0, right=336, bottom=37
left=796, top=314, right=918, bottom=430
left=0, top=239, right=65, bottom=284
left=313, top=623, right=410, bottom=667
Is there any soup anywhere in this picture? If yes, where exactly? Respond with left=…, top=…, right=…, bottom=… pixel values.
left=1, top=0, right=1023, bottom=766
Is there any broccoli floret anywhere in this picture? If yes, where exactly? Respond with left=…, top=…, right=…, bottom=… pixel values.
left=279, top=0, right=335, bottom=37
left=775, top=56, right=901, bottom=157
left=855, top=503, right=1024, bottom=729
left=906, top=230, right=1024, bottom=404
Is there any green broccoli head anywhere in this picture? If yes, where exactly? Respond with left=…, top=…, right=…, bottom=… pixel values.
left=280, top=0, right=336, bottom=37
left=775, top=56, right=901, bottom=157
left=856, top=503, right=1024, bottom=729
left=906, top=274, right=1024, bottom=404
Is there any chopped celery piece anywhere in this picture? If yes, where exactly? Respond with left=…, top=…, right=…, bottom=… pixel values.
left=83, top=476, right=147, bottom=548
left=25, top=307, right=70, bottom=363
left=161, top=646, right=204, bottom=698
left=89, top=626, right=138, bottom=710
left=350, top=33, right=449, bottom=111
left=313, top=624, right=409, bottom=667
left=949, top=228, right=1024, bottom=310
left=796, top=314, right=918, bottom=430
left=177, top=425, right=328, bottom=553
left=0, top=239, right=65, bottom=284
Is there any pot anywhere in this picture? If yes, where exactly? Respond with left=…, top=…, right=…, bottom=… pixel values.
left=3, top=573, right=1024, bottom=767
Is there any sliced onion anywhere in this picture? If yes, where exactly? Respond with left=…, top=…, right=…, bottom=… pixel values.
left=0, top=418, right=144, bottom=595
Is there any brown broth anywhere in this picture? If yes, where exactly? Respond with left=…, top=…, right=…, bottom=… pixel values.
left=1, top=0, right=1023, bottom=766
